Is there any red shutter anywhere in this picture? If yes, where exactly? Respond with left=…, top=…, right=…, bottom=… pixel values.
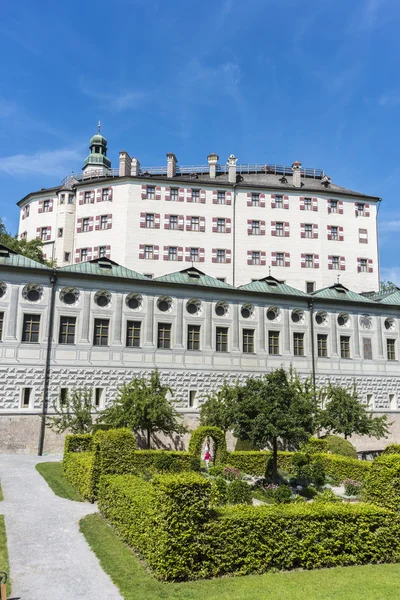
left=259, top=193, right=266, bottom=208
left=107, top=214, right=113, bottom=230
left=49, top=199, right=54, bottom=212
left=212, top=190, right=218, bottom=204
left=106, top=245, right=111, bottom=259
left=93, top=247, right=99, bottom=259
left=90, top=190, right=95, bottom=203
left=327, top=225, right=332, bottom=240
left=284, top=252, right=290, bottom=267
left=300, top=196, right=305, bottom=210
left=271, top=194, right=276, bottom=209
left=38, top=200, right=44, bottom=213
left=312, top=197, right=318, bottom=211
left=226, top=249, right=231, bottom=263
left=77, top=218, right=83, bottom=233
left=271, top=251, right=277, bottom=267
left=178, top=215, right=184, bottom=230
left=108, top=188, right=113, bottom=201
left=247, top=220, right=252, bottom=235
left=284, top=222, right=290, bottom=237
left=177, top=247, right=183, bottom=261
left=340, top=256, right=346, bottom=271
left=186, top=188, right=192, bottom=202
left=226, top=191, right=232, bottom=205
left=199, top=248, right=205, bottom=262
left=200, top=217, right=205, bottom=232
left=200, top=189, right=206, bottom=204
left=314, top=254, right=320, bottom=268
left=339, top=226, right=344, bottom=241
left=141, top=185, right=147, bottom=199
left=260, top=220, right=266, bottom=235
left=75, top=249, right=81, bottom=263
left=154, top=245, right=159, bottom=260
left=36, top=227, right=41, bottom=239
left=155, top=186, right=161, bottom=200
left=96, top=188, right=102, bottom=202
left=87, top=247, right=93, bottom=261
left=139, top=244, right=145, bottom=259
left=338, top=200, right=343, bottom=214
left=355, top=203, right=358, bottom=217
left=247, top=192, right=252, bottom=207
left=283, top=195, right=289, bottom=209
left=179, top=188, right=185, bottom=202
left=186, top=216, right=192, bottom=232
left=301, top=223, right=305, bottom=238
left=327, top=199, right=331, bottom=214
left=140, top=213, right=146, bottom=228
left=271, top=221, right=276, bottom=236
left=261, top=251, right=266, bottom=266
left=89, top=217, right=94, bottom=232
left=357, top=258, right=361, bottom=273
left=247, top=250, right=252, bottom=265
left=185, top=247, right=191, bottom=262
left=165, top=187, right=170, bottom=201
left=95, top=216, right=100, bottom=231
left=301, top=253, right=306, bottom=268
left=365, top=204, right=370, bottom=217
left=313, top=223, right=318, bottom=239
left=164, top=214, right=170, bottom=229
left=226, top=218, right=232, bottom=233
left=155, top=213, right=160, bottom=229
left=328, top=255, right=333, bottom=270
left=368, top=258, right=373, bottom=273
left=163, top=245, right=169, bottom=260
left=212, top=248, right=217, bottom=263
left=212, top=217, right=218, bottom=233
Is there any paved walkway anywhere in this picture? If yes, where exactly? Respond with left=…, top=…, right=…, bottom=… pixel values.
left=0, top=454, right=122, bottom=600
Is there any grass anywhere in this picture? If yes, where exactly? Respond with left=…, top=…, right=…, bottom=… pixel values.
left=0, top=480, right=3, bottom=502
left=80, top=512, right=400, bottom=600
left=36, top=462, right=84, bottom=501
left=0, top=515, right=11, bottom=596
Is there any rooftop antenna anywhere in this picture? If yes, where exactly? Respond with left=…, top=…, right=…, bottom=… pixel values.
left=98, top=120, right=101, bottom=134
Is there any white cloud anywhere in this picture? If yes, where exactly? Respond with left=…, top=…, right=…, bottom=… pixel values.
left=379, top=220, right=400, bottom=232
left=81, top=85, right=146, bottom=111
left=380, top=267, right=400, bottom=286
left=0, top=147, right=83, bottom=178
left=379, top=94, right=400, bottom=107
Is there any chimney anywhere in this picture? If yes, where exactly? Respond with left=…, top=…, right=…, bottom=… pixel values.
left=227, top=154, right=238, bottom=184
left=207, top=153, right=219, bottom=179
left=292, top=161, right=302, bottom=188
left=119, top=151, right=131, bottom=177
left=166, top=153, right=177, bottom=178
left=131, top=157, right=140, bottom=177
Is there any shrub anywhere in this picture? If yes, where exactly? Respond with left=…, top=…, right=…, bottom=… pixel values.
left=313, top=489, right=342, bottom=504
left=323, top=435, right=358, bottom=459
left=188, top=426, right=227, bottom=464
left=363, top=455, right=400, bottom=510
left=208, top=465, right=224, bottom=477
left=382, top=443, right=400, bottom=455
left=223, top=466, right=241, bottom=481
left=63, top=451, right=96, bottom=501
left=64, top=433, right=93, bottom=454
left=130, top=450, right=196, bottom=475
left=210, top=476, right=228, bottom=506
left=226, top=480, right=252, bottom=505
left=312, top=456, right=326, bottom=487
left=153, top=452, right=181, bottom=473
left=321, top=454, right=371, bottom=485
left=300, top=437, right=328, bottom=454
left=93, top=428, right=136, bottom=476
left=343, top=479, right=362, bottom=496
left=292, top=452, right=325, bottom=487
left=274, top=484, right=292, bottom=504
left=234, top=438, right=260, bottom=451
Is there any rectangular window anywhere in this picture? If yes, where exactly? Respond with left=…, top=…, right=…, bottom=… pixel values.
left=100, top=215, right=108, bottom=230
left=217, top=218, right=226, bottom=233
left=357, top=203, right=365, bottom=215
left=168, top=246, right=177, bottom=261
left=64, top=252, right=70, bottom=262
left=102, top=188, right=110, bottom=202
left=276, top=222, right=284, bottom=237
left=187, top=325, right=200, bottom=350
left=387, top=338, right=396, bottom=361
left=252, top=251, right=260, bottom=265
left=22, top=314, right=40, bottom=343
left=305, top=224, right=313, bottom=238
left=94, top=388, right=104, bottom=408
left=359, top=228, right=368, bottom=243
left=82, top=218, right=89, bottom=232
left=190, top=248, right=199, bottom=262
left=60, top=194, right=65, bottom=204
left=41, top=227, right=48, bottom=241
left=145, top=213, right=155, bottom=228
left=217, top=249, right=226, bottom=263
left=84, top=191, right=91, bottom=204
left=317, top=334, right=328, bottom=357
left=43, top=200, right=50, bottom=212
left=217, top=191, right=226, bottom=204
left=332, top=256, right=339, bottom=270
left=243, top=329, right=255, bottom=353
left=60, top=388, right=68, bottom=406
left=304, top=197, right=312, bottom=210
left=216, top=326, right=228, bottom=352
left=158, top=323, right=171, bottom=349
left=170, top=188, right=179, bottom=201
left=251, top=220, right=260, bottom=235
left=169, top=215, right=178, bottom=230
left=276, top=252, right=284, bottom=267
left=306, top=281, right=315, bottom=293
left=81, top=248, right=88, bottom=261
left=305, top=254, right=314, bottom=268
left=340, top=335, right=351, bottom=359
left=192, top=190, right=200, bottom=203
left=251, top=193, right=260, bottom=206
left=21, top=387, right=32, bottom=409
left=93, top=319, right=109, bottom=346
left=363, top=338, right=372, bottom=360
left=58, top=227, right=63, bottom=238
left=191, top=217, right=200, bottom=231
left=0, top=312, right=3, bottom=341
left=360, top=259, right=368, bottom=272
left=68, top=194, right=73, bottom=204
left=59, top=316, right=76, bottom=344
left=275, top=195, right=283, bottom=209
left=144, top=245, right=154, bottom=259
left=147, top=186, right=155, bottom=199
left=99, top=246, right=107, bottom=258
left=293, top=332, right=304, bottom=356
left=330, top=200, right=338, bottom=213
left=268, top=331, right=280, bottom=355
left=189, top=390, right=197, bottom=408
left=126, top=321, right=141, bottom=347
left=331, top=226, right=338, bottom=240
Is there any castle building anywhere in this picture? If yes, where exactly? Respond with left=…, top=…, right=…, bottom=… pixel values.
left=17, top=129, right=380, bottom=293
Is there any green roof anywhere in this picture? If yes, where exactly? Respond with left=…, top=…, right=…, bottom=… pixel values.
left=239, top=276, right=306, bottom=297
left=0, top=244, right=52, bottom=271
left=58, top=258, right=149, bottom=281
left=378, top=290, right=400, bottom=305
left=154, top=267, right=235, bottom=289
left=311, top=283, right=374, bottom=303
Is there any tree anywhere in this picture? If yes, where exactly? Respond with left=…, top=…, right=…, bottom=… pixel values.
left=47, top=388, right=97, bottom=434
left=199, top=382, right=238, bottom=435
left=101, top=370, right=187, bottom=448
left=319, top=383, right=390, bottom=440
left=230, top=368, right=316, bottom=482
left=0, top=217, right=55, bottom=266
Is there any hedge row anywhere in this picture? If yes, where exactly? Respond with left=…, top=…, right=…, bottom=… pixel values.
left=129, top=450, right=198, bottom=474
left=63, top=451, right=96, bottom=501
left=98, top=472, right=400, bottom=581
left=226, top=451, right=371, bottom=484
left=64, top=433, right=93, bottom=454
left=363, top=455, right=400, bottom=510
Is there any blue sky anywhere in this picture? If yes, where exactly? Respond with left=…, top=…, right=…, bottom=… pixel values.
left=0, top=0, right=399, bottom=284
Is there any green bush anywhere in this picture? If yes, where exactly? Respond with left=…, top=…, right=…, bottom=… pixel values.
left=130, top=450, right=196, bottom=475
left=234, top=438, right=260, bottom=451
left=188, top=426, right=227, bottom=463
left=343, top=479, right=362, bottom=496
left=226, top=480, right=252, bottom=505
left=321, top=454, right=371, bottom=485
left=300, top=437, right=328, bottom=454
left=323, top=435, right=358, bottom=459
left=274, top=484, right=292, bottom=504
left=63, top=451, right=96, bottom=501
left=210, top=476, right=228, bottom=506
left=208, top=465, right=224, bottom=477
left=223, top=465, right=241, bottom=481
left=363, top=455, right=400, bottom=510
left=382, top=443, right=400, bottom=455
left=93, top=428, right=136, bottom=476
left=313, top=489, right=342, bottom=504
left=226, top=451, right=269, bottom=476
left=64, top=433, right=93, bottom=454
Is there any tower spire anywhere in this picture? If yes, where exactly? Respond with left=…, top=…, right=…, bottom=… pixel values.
left=98, top=120, right=101, bottom=134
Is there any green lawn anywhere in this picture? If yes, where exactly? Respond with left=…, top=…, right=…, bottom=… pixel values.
left=80, top=513, right=400, bottom=600
left=0, top=515, right=11, bottom=596
left=36, top=462, right=84, bottom=501
left=0, top=479, right=3, bottom=502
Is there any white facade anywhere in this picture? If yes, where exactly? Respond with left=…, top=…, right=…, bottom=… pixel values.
left=17, top=133, right=380, bottom=293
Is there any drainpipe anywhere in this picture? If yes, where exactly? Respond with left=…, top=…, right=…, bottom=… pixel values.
left=232, top=184, right=237, bottom=286
left=308, top=299, right=316, bottom=396
left=38, top=271, right=57, bottom=456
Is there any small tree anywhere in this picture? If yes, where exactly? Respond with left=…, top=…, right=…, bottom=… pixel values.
left=320, top=383, right=390, bottom=440
left=230, top=368, right=316, bottom=482
left=47, top=388, right=96, bottom=434
left=199, top=382, right=237, bottom=435
left=101, top=370, right=187, bottom=448
left=0, top=217, right=55, bottom=266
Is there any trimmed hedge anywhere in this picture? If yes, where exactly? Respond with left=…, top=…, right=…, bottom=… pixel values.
left=64, top=433, right=93, bottom=454
left=129, top=450, right=198, bottom=474
left=322, top=435, right=358, bottom=459
left=93, top=428, right=136, bottom=476
left=321, top=454, right=371, bottom=485
left=363, top=455, right=400, bottom=510
left=63, top=451, right=96, bottom=501
left=188, top=426, right=227, bottom=463
left=98, top=471, right=400, bottom=581
left=382, top=443, right=400, bottom=455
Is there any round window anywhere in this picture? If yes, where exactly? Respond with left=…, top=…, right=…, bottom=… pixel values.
left=385, top=317, right=395, bottom=331
left=186, top=299, right=202, bottom=315
left=126, top=294, right=142, bottom=310
left=241, top=304, right=254, bottom=319
left=97, top=295, right=109, bottom=307
left=0, top=282, right=6, bottom=299
left=94, top=290, right=111, bottom=308
left=60, top=287, right=80, bottom=305
left=215, top=302, right=229, bottom=317
left=360, top=315, right=372, bottom=329
left=337, top=313, right=350, bottom=327
left=266, top=307, right=280, bottom=321
left=315, top=311, right=328, bottom=326
left=22, top=284, right=43, bottom=303
left=291, top=309, right=304, bottom=324
left=27, top=289, right=40, bottom=302
left=157, top=296, right=172, bottom=312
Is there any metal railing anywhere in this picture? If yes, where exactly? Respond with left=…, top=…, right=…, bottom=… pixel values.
left=61, top=163, right=324, bottom=184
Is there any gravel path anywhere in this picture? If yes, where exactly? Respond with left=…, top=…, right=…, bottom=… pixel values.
left=0, top=454, right=122, bottom=600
